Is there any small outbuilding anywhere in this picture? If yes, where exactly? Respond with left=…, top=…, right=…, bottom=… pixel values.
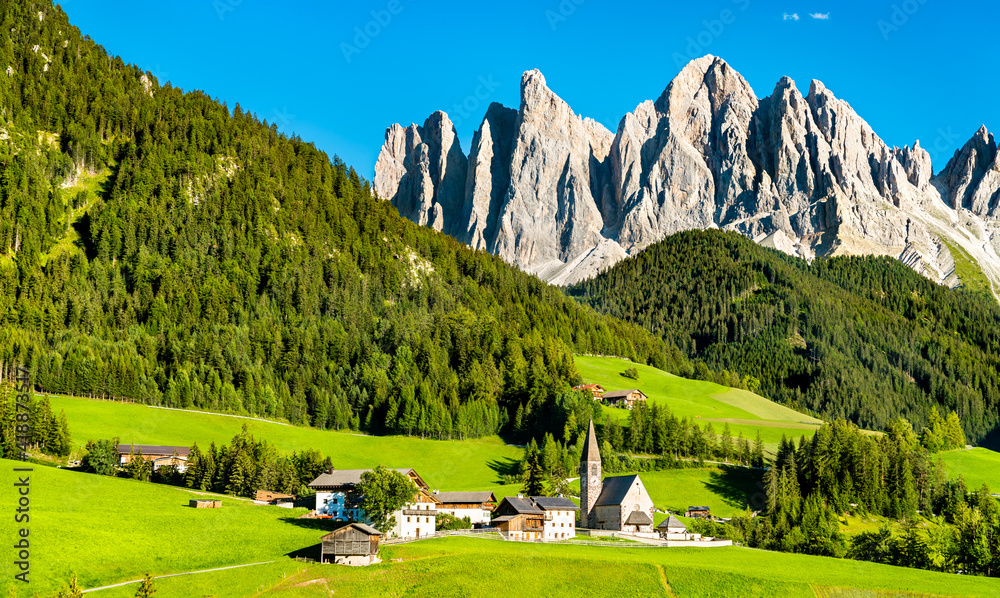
left=190, top=499, right=222, bottom=508
left=320, top=522, right=383, bottom=566
left=686, top=506, right=711, bottom=519
left=255, top=490, right=296, bottom=506
left=657, top=515, right=692, bottom=540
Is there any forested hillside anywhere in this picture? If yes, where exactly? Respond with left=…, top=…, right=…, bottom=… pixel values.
left=0, top=0, right=683, bottom=442
left=569, top=230, right=1000, bottom=445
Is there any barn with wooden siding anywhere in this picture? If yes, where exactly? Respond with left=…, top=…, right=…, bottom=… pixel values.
left=491, top=496, right=545, bottom=541
left=320, top=523, right=382, bottom=566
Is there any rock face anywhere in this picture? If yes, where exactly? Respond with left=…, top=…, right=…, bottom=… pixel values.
left=375, top=56, right=1000, bottom=294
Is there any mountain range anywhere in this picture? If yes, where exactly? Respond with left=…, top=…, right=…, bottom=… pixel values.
left=374, top=56, right=1000, bottom=291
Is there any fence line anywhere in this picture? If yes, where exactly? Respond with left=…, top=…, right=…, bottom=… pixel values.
left=380, top=529, right=675, bottom=548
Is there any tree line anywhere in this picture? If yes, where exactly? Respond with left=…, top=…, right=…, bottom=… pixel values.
left=0, top=384, right=71, bottom=458
left=569, top=229, right=1000, bottom=445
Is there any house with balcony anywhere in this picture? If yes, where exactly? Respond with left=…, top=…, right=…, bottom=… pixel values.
left=307, top=467, right=438, bottom=539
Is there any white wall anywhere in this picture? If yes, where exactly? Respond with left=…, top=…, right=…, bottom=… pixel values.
left=391, top=501, right=437, bottom=539
left=436, top=506, right=491, bottom=525
left=541, top=509, right=577, bottom=541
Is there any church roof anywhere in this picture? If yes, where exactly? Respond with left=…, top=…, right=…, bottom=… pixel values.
left=582, top=419, right=601, bottom=463
left=625, top=510, right=654, bottom=526
left=657, top=515, right=687, bottom=531
left=594, top=474, right=642, bottom=507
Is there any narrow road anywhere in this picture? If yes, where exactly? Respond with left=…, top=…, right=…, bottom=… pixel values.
left=83, top=561, right=275, bottom=593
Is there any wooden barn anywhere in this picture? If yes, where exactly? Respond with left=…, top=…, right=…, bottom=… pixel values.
left=320, top=523, right=382, bottom=566
left=491, top=496, right=545, bottom=541
left=255, top=490, right=296, bottom=506
left=686, top=506, right=711, bottom=519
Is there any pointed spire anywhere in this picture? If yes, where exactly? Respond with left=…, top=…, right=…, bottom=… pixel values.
left=582, top=419, right=601, bottom=463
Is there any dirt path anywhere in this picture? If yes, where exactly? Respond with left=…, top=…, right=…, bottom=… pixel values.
left=82, top=561, right=275, bottom=593
left=656, top=565, right=679, bottom=597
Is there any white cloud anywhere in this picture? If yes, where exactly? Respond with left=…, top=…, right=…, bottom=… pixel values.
left=783, top=12, right=800, bottom=21
left=810, top=12, right=830, bottom=19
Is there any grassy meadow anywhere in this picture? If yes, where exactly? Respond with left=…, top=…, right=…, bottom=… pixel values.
left=6, top=459, right=999, bottom=598
left=259, top=537, right=1000, bottom=598
left=937, top=448, right=1000, bottom=491
left=575, top=355, right=823, bottom=452
left=45, top=393, right=521, bottom=492
left=0, top=459, right=321, bottom=597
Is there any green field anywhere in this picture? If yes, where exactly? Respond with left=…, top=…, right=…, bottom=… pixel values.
left=7, top=459, right=999, bottom=598
left=938, top=448, right=1000, bottom=491
left=46, top=394, right=521, bottom=492
left=0, top=459, right=320, bottom=597
left=575, top=355, right=822, bottom=450
left=262, top=538, right=1000, bottom=598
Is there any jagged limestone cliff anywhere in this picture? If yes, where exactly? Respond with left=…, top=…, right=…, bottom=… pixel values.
left=375, top=56, right=1000, bottom=294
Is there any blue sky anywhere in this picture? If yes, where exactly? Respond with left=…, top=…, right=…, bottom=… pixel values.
left=61, top=0, right=997, bottom=179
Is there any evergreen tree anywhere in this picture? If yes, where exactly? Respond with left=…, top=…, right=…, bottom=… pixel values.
left=521, top=439, right=546, bottom=497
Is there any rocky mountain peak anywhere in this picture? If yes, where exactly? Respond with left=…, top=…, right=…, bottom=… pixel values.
left=938, top=125, right=999, bottom=213
left=375, top=58, right=1000, bottom=295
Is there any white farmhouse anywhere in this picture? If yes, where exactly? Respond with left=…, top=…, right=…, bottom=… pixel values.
left=531, top=496, right=579, bottom=541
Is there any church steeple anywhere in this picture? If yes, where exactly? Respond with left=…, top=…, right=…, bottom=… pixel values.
left=580, top=419, right=602, bottom=528
left=582, top=418, right=601, bottom=463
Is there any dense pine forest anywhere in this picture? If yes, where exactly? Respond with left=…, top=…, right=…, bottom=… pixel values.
left=569, top=230, right=1000, bottom=445
left=0, top=1, right=684, bottom=443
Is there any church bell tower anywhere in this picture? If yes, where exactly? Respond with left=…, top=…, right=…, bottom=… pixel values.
left=580, top=419, right=602, bottom=528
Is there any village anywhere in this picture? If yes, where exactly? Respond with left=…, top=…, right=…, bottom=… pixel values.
left=119, top=410, right=733, bottom=567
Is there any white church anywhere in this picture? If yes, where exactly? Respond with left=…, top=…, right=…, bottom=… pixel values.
left=579, top=420, right=656, bottom=534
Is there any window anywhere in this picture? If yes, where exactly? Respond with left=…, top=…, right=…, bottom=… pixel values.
left=407, top=517, right=411, bottom=522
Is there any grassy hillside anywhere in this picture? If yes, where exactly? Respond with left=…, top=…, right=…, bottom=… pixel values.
left=9, top=461, right=998, bottom=598
left=937, top=448, right=1000, bottom=491
left=575, top=355, right=822, bottom=449
left=0, top=459, right=319, bottom=597
left=568, top=229, right=1000, bottom=445
left=47, top=393, right=521, bottom=491
left=259, top=538, right=1000, bottom=597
